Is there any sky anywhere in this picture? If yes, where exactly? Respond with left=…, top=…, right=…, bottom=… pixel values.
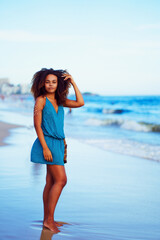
left=0, top=0, right=160, bottom=96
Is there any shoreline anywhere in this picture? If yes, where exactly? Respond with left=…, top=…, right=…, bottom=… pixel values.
left=0, top=117, right=159, bottom=164
left=0, top=120, right=23, bottom=146
left=0, top=122, right=160, bottom=239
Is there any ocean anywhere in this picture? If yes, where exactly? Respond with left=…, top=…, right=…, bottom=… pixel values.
left=0, top=93, right=160, bottom=239
left=0, top=94, right=160, bottom=162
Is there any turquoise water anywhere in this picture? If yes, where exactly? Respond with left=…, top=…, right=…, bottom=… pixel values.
left=0, top=94, right=160, bottom=239
left=0, top=94, right=160, bottom=161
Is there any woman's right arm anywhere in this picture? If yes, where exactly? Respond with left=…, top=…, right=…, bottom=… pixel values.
left=33, top=96, right=53, bottom=162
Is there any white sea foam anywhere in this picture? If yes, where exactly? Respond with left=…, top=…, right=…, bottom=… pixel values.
left=84, top=118, right=160, bottom=133
left=121, top=120, right=150, bottom=132
left=80, top=138, right=160, bottom=162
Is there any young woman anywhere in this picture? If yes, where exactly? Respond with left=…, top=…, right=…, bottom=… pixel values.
left=30, top=68, right=84, bottom=233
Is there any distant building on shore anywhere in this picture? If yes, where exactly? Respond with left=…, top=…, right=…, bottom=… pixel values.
left=0, top=78, right=9, bottom=87
left=0, top=78, right=31, bottom=96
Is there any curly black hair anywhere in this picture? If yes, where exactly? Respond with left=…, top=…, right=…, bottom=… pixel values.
left=30, top=68, right=71, bottom=105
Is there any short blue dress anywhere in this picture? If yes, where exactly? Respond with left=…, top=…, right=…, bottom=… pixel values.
left=30, top=96, right=66, bottom=166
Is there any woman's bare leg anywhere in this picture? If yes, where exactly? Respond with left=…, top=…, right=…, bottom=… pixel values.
left=43, top=165, right=67, bottom=232
left=43, top=165, right=63, bottom=227
left=43, top=165, right=54, bottom=223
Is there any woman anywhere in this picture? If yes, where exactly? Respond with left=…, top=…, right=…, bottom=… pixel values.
left=30, top=68, right=84, bottom=232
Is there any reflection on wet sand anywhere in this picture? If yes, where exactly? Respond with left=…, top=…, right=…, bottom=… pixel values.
left=31, top=220, right=70, bottom=239
left=40, top=227, right=58, bottom=239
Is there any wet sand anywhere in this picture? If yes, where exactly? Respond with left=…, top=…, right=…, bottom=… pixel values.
left=0, top=120, right=23, bottom=146
left=0, top=125, right=160, bottom=239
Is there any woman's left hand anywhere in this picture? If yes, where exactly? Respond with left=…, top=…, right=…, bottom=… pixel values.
left=62, top=73, right=74, bottom=84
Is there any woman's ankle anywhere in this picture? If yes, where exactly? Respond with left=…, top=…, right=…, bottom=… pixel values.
left=45, top=216, right=54, bottom=223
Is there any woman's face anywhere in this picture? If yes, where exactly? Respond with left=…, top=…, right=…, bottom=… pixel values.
left=44, top=74, right=58, bottom=93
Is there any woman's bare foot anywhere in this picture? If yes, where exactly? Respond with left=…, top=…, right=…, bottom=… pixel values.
left=43, top=219, right=60, bottom=233
left=54, top=221, right=63, bottom=227
left=43, top=220, right=63, bottom=227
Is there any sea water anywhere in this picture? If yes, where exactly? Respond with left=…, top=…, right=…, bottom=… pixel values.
left=0, top=94, right=160, bottom=240
left=0, top=94, right=160, bottom=162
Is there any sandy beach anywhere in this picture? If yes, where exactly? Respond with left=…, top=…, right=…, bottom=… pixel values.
left=0, top=120, right=24, bottom=146
left=0, top=122, right=160, bottom=240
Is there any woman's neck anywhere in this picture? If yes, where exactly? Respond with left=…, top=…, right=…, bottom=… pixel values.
left=46, top=93, right=56, bottom=100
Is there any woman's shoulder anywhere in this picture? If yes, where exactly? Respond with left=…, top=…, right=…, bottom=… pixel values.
left=35, top=95, right=46, bottom=109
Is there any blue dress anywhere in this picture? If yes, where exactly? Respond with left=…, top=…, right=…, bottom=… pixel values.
left=30, top=96, right=66, bottom=165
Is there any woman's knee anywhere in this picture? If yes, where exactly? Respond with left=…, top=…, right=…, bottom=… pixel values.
left=63, top=176, right=67, bottom=186
left=48, top=164, right=67, bottom=187
left=56, top=176, right=67, bottom=187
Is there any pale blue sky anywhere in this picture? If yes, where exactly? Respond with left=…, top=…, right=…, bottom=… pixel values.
left=0, top=0, right=160, bottom=95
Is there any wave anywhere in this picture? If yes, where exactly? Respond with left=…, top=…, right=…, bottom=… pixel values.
left=80, top=138, right=160, bottom=162
left=85, top=118, right=160, bottom=133
left=86, top=107, right=131, bottom=114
